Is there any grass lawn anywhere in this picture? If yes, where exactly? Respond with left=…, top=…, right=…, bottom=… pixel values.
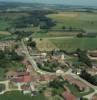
left=0, top=91, right=46, bottom=100
left=51, top=37, right=97, bottom=52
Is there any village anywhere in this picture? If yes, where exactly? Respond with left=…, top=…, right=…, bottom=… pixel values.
left=0, top=38, right=97, bottom=100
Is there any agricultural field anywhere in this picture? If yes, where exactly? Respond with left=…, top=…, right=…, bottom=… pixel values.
left=47, top=12, right=97, bottom=32
left=33, top=31, right=78, bottom=38
left=51, top=37, right=97, bottom=52
left=35, top=37, right=97, bottom=52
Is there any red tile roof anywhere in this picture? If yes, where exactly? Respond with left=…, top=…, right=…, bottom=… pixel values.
left=62, top=91, right=76, bottom=100
left=64, top=75, right=89, bottom=90
left=13, top=72, right=32, bottom=83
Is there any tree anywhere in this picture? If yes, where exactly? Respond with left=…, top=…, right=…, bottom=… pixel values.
left=76, top=49, right=92, bottom=67
left=80, top=70, right=97, bottom=86
left=69, top=26, right=73, bottom=32
left=76, top=33, right=84, bottom=38
left=62, top=26, right=66, bottom=30
left=27, top=41, right=36, bottom=48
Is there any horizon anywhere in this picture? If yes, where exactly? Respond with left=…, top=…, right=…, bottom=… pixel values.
left=0, top=0, right=97, bottom=7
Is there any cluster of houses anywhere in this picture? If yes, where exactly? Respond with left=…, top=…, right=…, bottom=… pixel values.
left=2, top=40, right=96, bottom=99
left=6, top=68, right=57, bottom=95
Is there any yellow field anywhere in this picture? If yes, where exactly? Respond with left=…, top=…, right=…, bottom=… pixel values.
left=47, top=12, right=79, bottom=19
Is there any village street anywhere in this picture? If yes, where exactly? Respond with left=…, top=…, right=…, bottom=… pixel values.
left=0, top=80, right=22, bottom=95
left=0, top=38, right=97, bottom=99
left=64, top=68, right=97, bottom=100
left=21, top=39, right=55, bottom=75
left=21, top=38, right=97, bottom=99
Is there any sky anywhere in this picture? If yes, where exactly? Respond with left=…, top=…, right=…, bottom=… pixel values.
left=0, top=0, right=97, bottom=6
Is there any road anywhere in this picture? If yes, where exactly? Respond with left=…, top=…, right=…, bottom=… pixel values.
left=63, top=68, right=97, bottom=100
left=34, top=36, right=74, bottom=40
left=72, top=74, right=97, bottom=100
left=21, top=39, right=97, bottom=99
left=0, top=80, right=21, bottom=95
left=0, top=80, right=9, bottom=93
left=21, top=39, right=55, bottom=75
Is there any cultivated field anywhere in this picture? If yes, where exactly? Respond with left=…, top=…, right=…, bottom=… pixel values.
left=51, top=37, right=97, bottom=51
left=33, top=31, right=78, bottom=38
left=47, top=12, right=97, bottom=32
left=34, top=36, right=97, bottom=52
left=47, top=12, right=79, bottom=19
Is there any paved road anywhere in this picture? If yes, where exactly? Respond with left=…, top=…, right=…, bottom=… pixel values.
left=21, top=38, right=97, bottom=99
left=72, top=74, right=97, bottom=100
left=63, top=68, right=97, bottom=99
left=34, top=36, right=74, bottom=40
left=0, top=80, right=9, bottom=92
left=21, top=39, right=55, bottom=75
left=0, top=80, right=21, bottom=95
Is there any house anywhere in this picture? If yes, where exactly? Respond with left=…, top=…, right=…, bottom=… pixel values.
left=21, top=84, right=31, bottom=94
left=56, top=70, right=64, bottom=76
left=64, top=75, right=89, bottom=91
left=11, top=72, right=32, bottom=83
left=62, top=91, right=76, bottom=100
left=88, top=51, right=97, bottom=60
left=39, top=75, right=57, bottom=82
left=92, top=94, right=97, bottom=100
left=89, top=53, right=97, bottom=57
left=52, top=52, right=65, bottom=61
left=6, top=70, right=18, bottom=79
left=71, top=80, right=88, bottom=91
left=87, top=68, right=97, bottom=75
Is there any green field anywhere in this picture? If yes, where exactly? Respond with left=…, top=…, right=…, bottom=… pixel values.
left=47, top=12, right=97, bottom=32
left=51, top=37, right=97, bottom=51
left=1, top=11, right=97, bottom=37
left=0, top=91, right=46, bottom=100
